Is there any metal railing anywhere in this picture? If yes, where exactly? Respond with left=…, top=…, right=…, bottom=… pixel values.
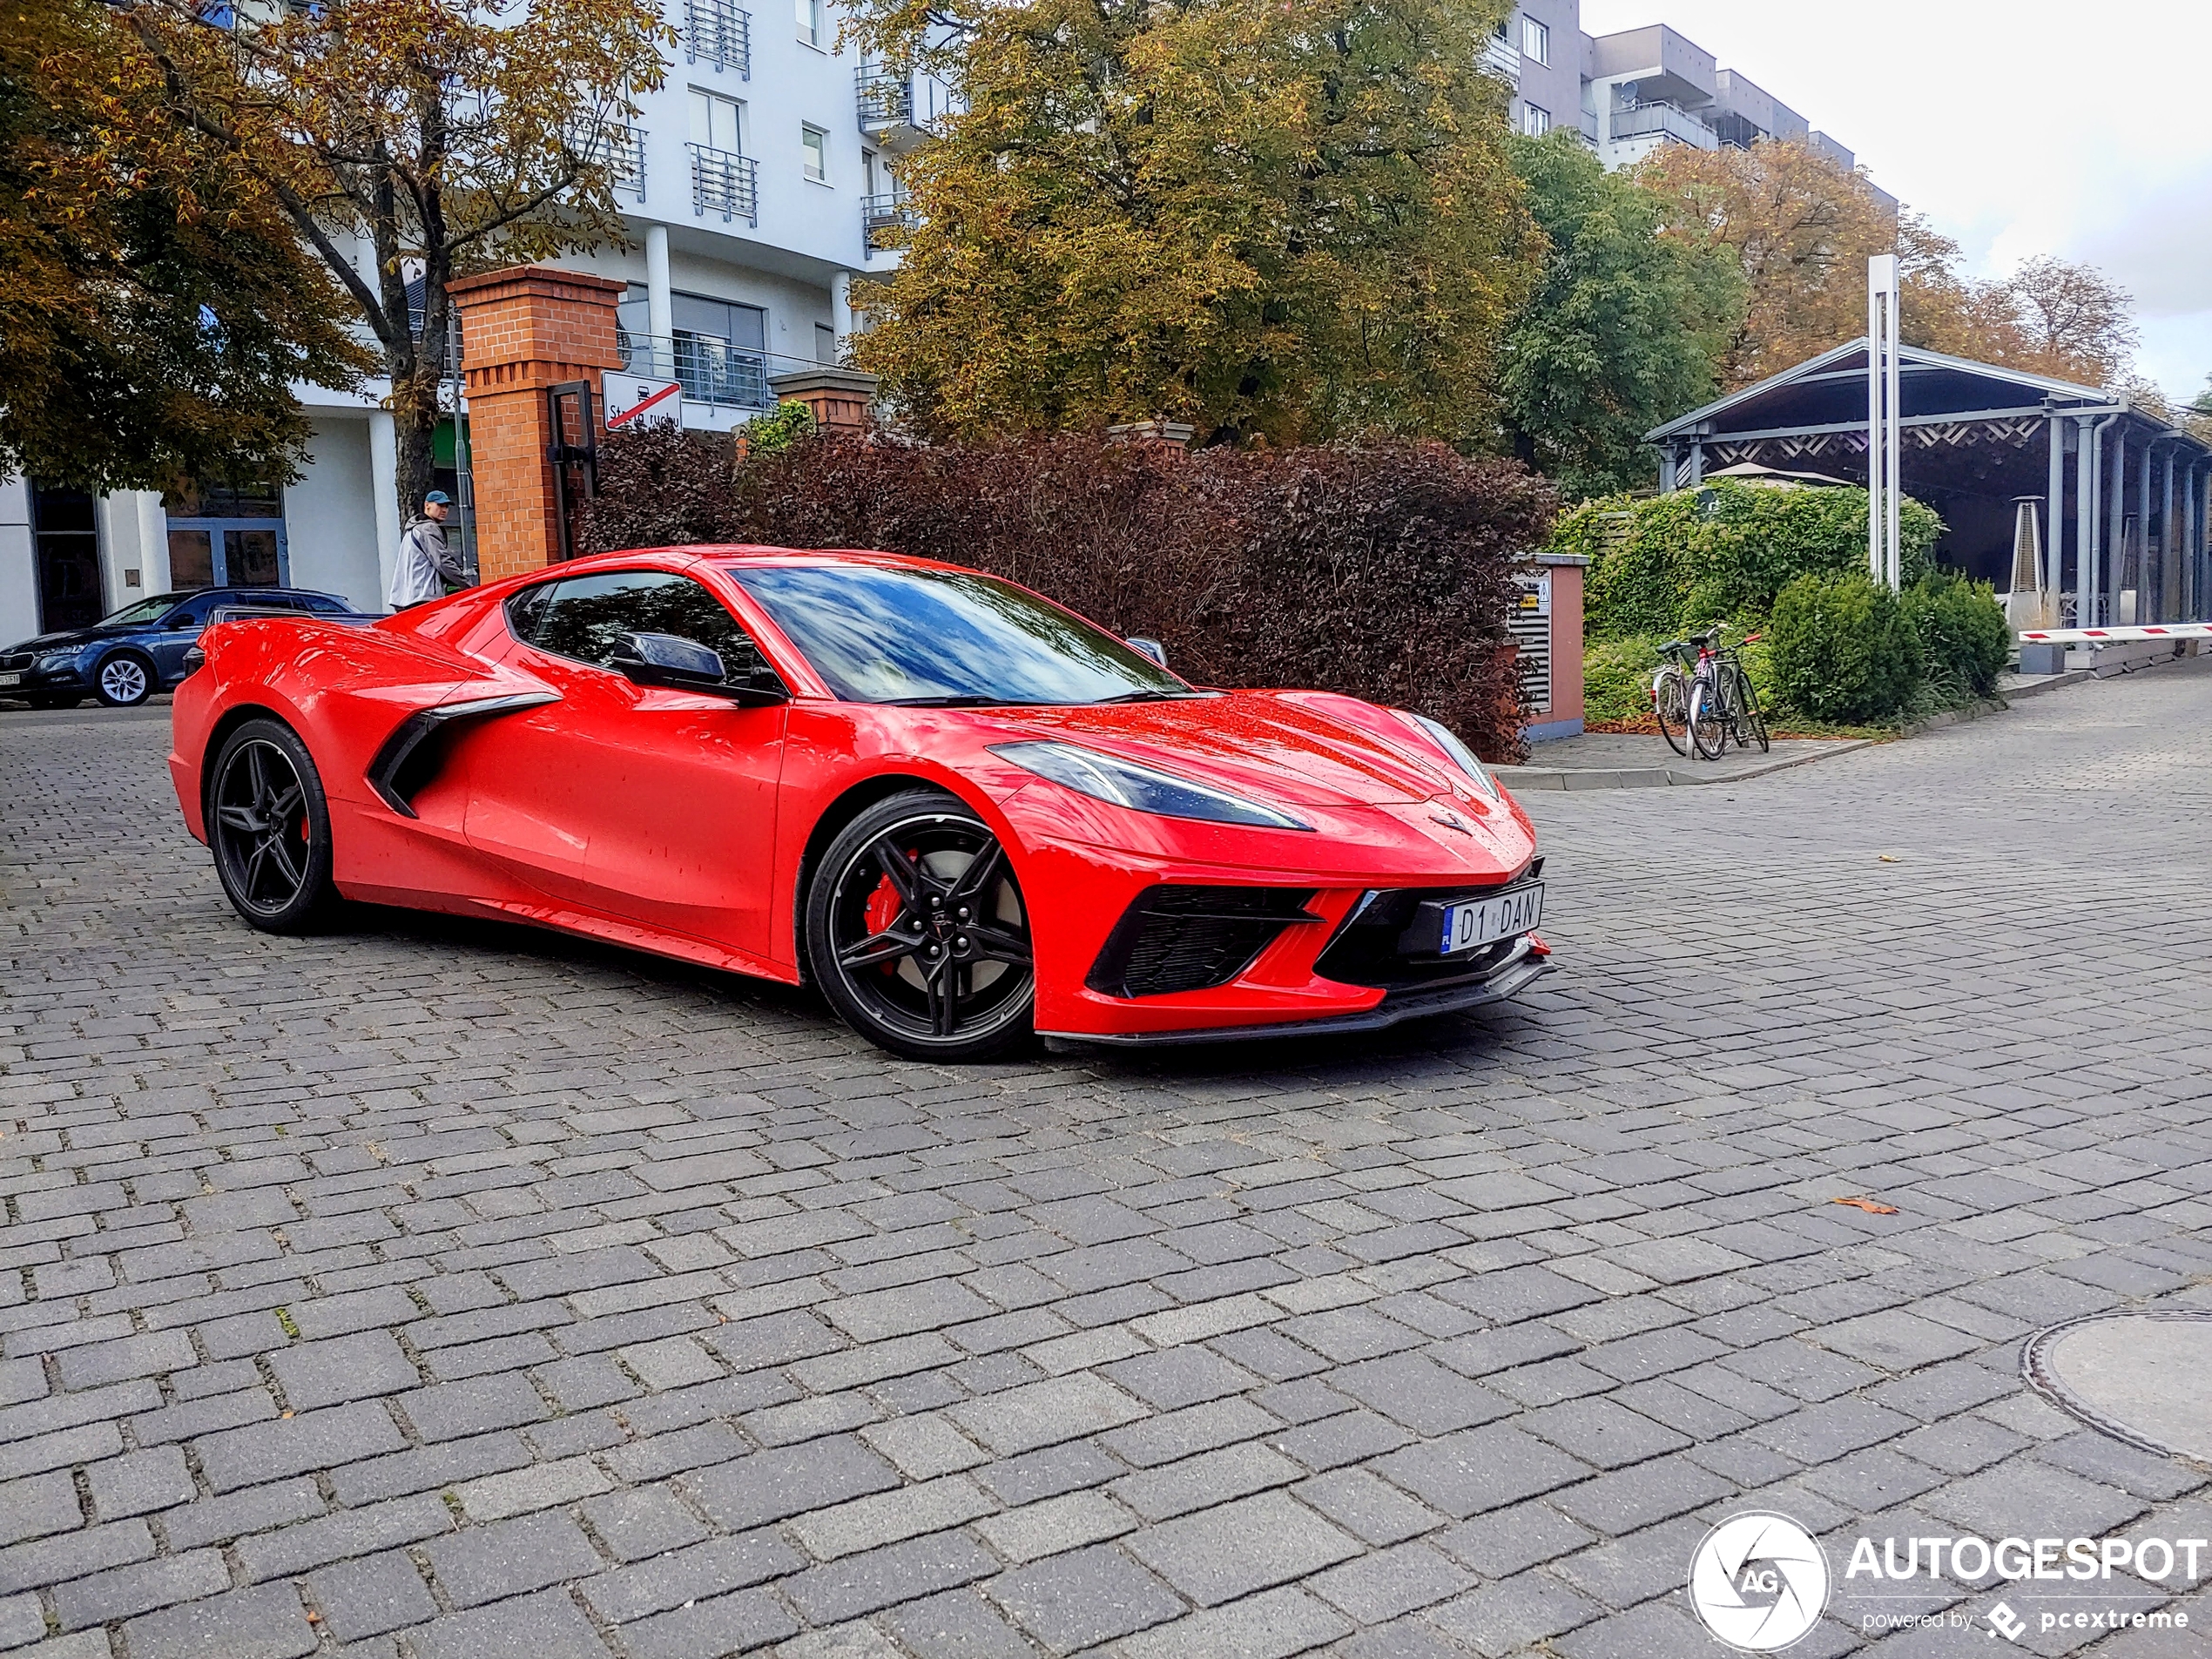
left=1608, top=99, right=1719, bottom=149
left=617, top=329, right=772, bottom=411
left=571, top=120, right=646, bottom=202
left=861, top=192, right=919, bottom=256
left=855, top=65, right=914, bottom=129
left=685, top=0, right=752, bottom=76
left=688, top=142, right=759, bottom=225
left=1480, top=33, right=1521, bottom=80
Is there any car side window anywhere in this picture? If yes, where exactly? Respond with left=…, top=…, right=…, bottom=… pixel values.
left=162, top=596, right=220, bottom=629
left=511, top=571, right=772, bottom=685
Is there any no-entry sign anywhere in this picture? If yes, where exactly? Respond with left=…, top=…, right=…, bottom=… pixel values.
left=604, top=371, right=683, bottom=431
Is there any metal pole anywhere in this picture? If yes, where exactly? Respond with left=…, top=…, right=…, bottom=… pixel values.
left=2139, top=435, right=2155, bottom=624
left=2074, top=415, right=2094, bottom=629
left=2047, top=414, right=2064, bottom=612
left=1885, top=282, right=1902, bottom=590
left=2107, top=428, right=2126, bottom=627
left=1867, top=263, right=1890, bottom=583
left=2161, top=443, right=2178, bottom=624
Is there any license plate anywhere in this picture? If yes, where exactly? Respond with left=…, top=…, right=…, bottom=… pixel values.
left=1439, top=884, right=1542, bottom=954
left=0, top=673, right=18, bottom=687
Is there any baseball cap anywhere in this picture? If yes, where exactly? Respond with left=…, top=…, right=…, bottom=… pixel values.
left=424, top=489, right=452, bottom=505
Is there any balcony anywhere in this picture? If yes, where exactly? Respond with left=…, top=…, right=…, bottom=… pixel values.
left=684, top=0, right=752, bottom=77
left=1608, top=99, right=1718, bottom=150
left=1480, top=32, right=1521, bottom=82
left=574, top=120, right=646, bottom=203
left=688, top=142, right=759, bottom=226
left=617, top=329, right=772, bottom=411
left=861, top=192, right=920, bottom=258
left=856, top=65, right=914, bottom=134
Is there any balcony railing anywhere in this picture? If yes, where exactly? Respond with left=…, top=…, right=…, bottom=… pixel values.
left=688, top=142, right=759, bottom=226
left=861, top=192, right=920, bottom=257
left=1480, top=33, right=1521, bottom=81
left=617, top=329, right=772, bottom=411
left=572, top=120, right=645, bottom=202
left=855, top=66, right=914, bottom=130
left=1608, top=100, right=1718, bottom=150
left=685, top=0, right=752, bottom=76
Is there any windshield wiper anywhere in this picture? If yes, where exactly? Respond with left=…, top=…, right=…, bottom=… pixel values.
left=879, top=693, right=1019, bottom=707
left=1092, top=690, right=1207, bottom=704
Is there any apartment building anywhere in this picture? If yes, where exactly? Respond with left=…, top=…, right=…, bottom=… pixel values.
left=1493, top=4, right=1891, bottom=210
left=3, top=0, right=941, bottom=642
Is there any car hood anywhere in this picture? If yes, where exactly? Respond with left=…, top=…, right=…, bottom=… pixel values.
left=969, top=691, right=1479, bottom=812
left=4, top=626, right=118, bottom=653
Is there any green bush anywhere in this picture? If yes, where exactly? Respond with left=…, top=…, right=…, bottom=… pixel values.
left=1769, top=570, right=1924, bottom=724
left=737, top=400, right=817, bottom=458
left=1550, top=480, right=1943, bottom=642
left=1582, top=634, right=1663, bottom=724
left=1902, top=567, right=2010, bottom=698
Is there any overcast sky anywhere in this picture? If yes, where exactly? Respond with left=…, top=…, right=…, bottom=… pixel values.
left=1576, top=0, right=2212, bottom=401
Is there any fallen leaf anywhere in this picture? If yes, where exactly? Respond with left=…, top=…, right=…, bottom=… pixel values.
left=1832, top=1196, right=1899, bottom=1215
left=280, top=1410, right=295, bottom=1420
left=306, top=1613, right=321, bottom=1624
left=1878, top=854, right=1901, bottom=863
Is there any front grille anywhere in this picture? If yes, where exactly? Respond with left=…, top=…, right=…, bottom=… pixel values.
left=1087, top=886, right=1317, bottom=998
left=1315, top=867, right=1541, bottom=993
left=0, top=653, right=32, bottom=671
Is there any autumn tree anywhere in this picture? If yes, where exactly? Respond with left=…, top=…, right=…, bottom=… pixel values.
left=0, top=0, right=368, bottom=492
left=1988, top=257, right=2138, bottom=387
left=843, top=0, right=1539, bottom=446
left=114, top=0, right=669, bottom=525
left=1496, top=131, right=1743, bottom=500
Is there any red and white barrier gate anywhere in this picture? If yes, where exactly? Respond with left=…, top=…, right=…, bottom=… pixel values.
left=2017, top=624, right=2212, bottom=644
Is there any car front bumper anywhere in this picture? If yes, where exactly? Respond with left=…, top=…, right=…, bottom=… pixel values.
left=0, top=658, right=91, bottom=695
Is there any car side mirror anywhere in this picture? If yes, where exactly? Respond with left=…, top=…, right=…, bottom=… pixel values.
left=1126, top=637, right=1168, bottom=668
left=610, top=631, right=788, bottom=705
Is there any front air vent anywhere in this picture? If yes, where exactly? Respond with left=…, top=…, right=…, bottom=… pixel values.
left=1086, top=886, right=1318, bottom=998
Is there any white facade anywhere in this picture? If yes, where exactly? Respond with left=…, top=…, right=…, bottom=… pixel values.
left=2, top=0, right=913, bottom=645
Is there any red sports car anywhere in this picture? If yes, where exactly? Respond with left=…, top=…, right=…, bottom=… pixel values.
left=169, top=545, right=1548, bottom=1059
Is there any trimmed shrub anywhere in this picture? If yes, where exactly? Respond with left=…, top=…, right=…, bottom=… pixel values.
left=1902, top=566, right=2010, bottom=698
left=1581, top=634, right=1664, bottom=725
left=581, top=429, right=1555, bottom=761
left=1550, top=479, right=1944, bottom=643
left=1769, top=570, right=1923, bottom=725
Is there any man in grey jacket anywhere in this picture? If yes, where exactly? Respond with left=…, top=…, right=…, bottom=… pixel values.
left=388, top=490, right=466, bottom=610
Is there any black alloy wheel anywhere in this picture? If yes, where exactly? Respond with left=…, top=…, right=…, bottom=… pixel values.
left=207, top=718, right=341, bottom=933
left=807, top=788, right=1036, bottom=1061
left=95, top=651, right=155, bottom=707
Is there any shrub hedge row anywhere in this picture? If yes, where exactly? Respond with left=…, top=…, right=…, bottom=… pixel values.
left=583, top=425, right=1556, bottom=761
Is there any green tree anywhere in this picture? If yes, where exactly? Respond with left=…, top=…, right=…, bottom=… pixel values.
left=115, top=0, right=669, bottom=525
left=845, top=0, right=1539, bottom=446
left=1497, top=131, right=1743, bottom=501
left=0, top=0, right=369, bottom=492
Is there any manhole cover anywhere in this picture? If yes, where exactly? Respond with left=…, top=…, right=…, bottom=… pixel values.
left=2023, top=1312, right=2212, bottom=1461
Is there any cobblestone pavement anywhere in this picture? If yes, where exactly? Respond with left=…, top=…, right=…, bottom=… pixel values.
left=3, top=659, right=2211, bottom=1659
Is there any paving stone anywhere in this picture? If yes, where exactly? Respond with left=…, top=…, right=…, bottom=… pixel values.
left=620, top=1588, right=798, bottom=1659
left=1120, top=1585, right=1355, bottom=1659
left=974, top=1489, right=1134, bottom=1565
left=684, top=1435, right=901, bottom=1531
left=306, top=1550, right=436, bottom=1642
left=266, top=1332, right=419, bottom=1411
left=423, top=1510, right=605, bottom=1608
left=580, top=1534, right=804, bottom=1623
left=408, top=1588, right=616, bottom=1659
left=580, top=1486, right=711, bottom=1562
left=988, top=1544, right=1185, bottom=1651
left=785, top=1531, right=1000, bottom=1623
left=234, top=1494, right=454, bottom=1582
left=88, top=1445, right=195, bottom=1521
left=122, top=1581, right=319, bottom=1659
left=1370, top=1423, right=1594, bottom=1518
left=1123, top=1491, right=1361, bottom=1606
left=880, top=1588, right=1038, bottom=1659
left=52, top=1547, right=229, bottom=1629
left=0, top=1470, right=84, bottom=1547
left=398, top=1373, right=547, bottom=1442
left=194, top=1402, right=404, bottom=1494
left=948, top=1373, right=1150, bottom=1456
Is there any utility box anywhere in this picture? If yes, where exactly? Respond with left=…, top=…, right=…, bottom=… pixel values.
left=2017, top=642, right=2067, bottom=676
left=1514, top=552, right=1588, bottom=743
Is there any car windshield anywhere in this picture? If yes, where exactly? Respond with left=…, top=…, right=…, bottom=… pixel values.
left=100, top=595, right=188, bottom=627
left=732, top=563, right=1196, bottom=705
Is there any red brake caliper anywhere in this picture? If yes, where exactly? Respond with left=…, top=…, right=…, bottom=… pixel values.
left=862, top=874, right=904, bottom=972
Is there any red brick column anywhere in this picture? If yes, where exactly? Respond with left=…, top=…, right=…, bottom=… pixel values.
left=450, top=267, right=627, bottom=583
left=1542, top=557, right=1586, bottom=728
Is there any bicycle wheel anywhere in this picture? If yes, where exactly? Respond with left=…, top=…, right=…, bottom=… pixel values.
left=1654, top=670, right=1691, bottom=757
left=1688, top=678, right=1728, bottom=760
left=1731, top=664, right=1770, bottom=752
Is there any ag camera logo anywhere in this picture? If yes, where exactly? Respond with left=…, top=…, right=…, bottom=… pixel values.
left=1689, top=1513, right=1831, bottom=1651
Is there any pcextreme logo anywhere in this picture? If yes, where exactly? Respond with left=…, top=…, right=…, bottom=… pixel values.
left=1687, top=1513, right=1831, bottom=1652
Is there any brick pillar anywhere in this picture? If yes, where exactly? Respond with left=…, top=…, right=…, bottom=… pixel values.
left=450, top=266, right=627, bottom=583
left=765, top=366, right=880, bottom=437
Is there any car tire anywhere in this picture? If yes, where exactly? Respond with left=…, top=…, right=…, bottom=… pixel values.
left=93, top=651, right=156, bottom=707
left=206, top=718, right=342, bottom=934
left=806, top=788, right=1037, bottom=1062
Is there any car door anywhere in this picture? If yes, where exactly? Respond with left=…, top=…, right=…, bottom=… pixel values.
left=462, top=568, right=789, bottom=957
left=143, top=594, right=220, bottom=682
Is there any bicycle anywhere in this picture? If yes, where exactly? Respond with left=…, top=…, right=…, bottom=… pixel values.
left=1649, top=638, right=1697, bottom=757
left=1685, top=626, right=1770, bottom=759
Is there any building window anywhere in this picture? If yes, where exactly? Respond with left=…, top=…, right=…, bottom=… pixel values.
left=796, top=0, right=821, bottom=48
left=802, top=124, right=827, bottom=183
left=1522, top=103, right=1551, bottom=137
left=816, top=322, right=837, bottom=364
left=689, top=87, right=745, bottom=154
left=1521, top=16, right=1548, bottom=64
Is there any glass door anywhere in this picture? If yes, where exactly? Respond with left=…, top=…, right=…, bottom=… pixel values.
left=164, top=481, right=288, bottom=589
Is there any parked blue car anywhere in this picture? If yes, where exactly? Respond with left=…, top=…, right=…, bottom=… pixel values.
left=0, top=588, right=368, bottom=708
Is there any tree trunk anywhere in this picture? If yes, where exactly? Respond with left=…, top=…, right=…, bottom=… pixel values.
left=390, top=378, right=441, bottom=535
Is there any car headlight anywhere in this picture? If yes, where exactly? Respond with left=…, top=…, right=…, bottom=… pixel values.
left=33, top=650, right=80, bottom=671
left=991, top=740, right=1313, bottom=832
left=1394, top=710, right=1501, bottom=800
